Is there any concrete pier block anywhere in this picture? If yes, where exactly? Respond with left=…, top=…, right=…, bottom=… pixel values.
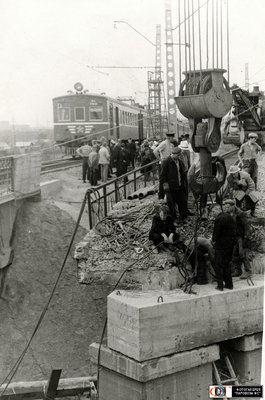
left=225, top=333, right=263, bottom=384
left=107, top=277, right=263, bottom=361
left=90, top=343, right=220, bottom=400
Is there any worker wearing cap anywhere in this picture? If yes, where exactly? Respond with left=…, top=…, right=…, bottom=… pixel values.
left=238, top=132, right=261, bottom=189
left=160, top=147, right=189, bottom=222
left=226, top=165, right=258, bottom=216
left=153, top=132, right=175, bottom=199
left=223, top=199, right=252, bottom=279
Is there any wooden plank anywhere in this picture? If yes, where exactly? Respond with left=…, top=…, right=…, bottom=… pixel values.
left=45, top=370, right=61, bottom=400
left=0, top=376, right=97, bottom=400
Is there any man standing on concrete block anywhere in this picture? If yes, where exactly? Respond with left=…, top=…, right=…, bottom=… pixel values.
left=160, top=146, right=189, bottom=223
left=223, top=199, right=252, bottom=279
left=212, top=204, right=237, bottom=291
left=153, top=132, right=175, bottom=199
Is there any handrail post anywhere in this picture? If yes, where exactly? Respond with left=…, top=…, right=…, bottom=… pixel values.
left=87, top=191, right=93, bottom=230
left=114, top=180, right=119, bottom=203
left=133, top=171, right=137, bottom=192
left=123, top=178, right=127, bottom=199
left=103, top=186, right=107, bottom=217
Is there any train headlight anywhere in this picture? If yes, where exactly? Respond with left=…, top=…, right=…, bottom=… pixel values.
left=74, top=82, right=84, bottom=93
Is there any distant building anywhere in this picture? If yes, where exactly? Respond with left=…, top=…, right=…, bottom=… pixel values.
left=0, top=142, right=11, bottom=150
left=15, top=141, right=34, bottom=148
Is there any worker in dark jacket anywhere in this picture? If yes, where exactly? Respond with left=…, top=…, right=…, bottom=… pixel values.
left=149, top=205, right=180, bottom=249
left=212, top=203, right=237, bottom=291
left=185, top=237, right=215, bottom=285
left=114, top=142, right=130, bottom=177
left=126, top=138, right=137, bottom=169
left=160, top=147, right=189, bottom=222
left=223, top=199, right=252, bottom=279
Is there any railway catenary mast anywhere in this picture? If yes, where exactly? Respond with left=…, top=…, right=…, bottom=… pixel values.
left=147, top=24, right=168, bottom=139
left=164, top=0, right=178, bottom=136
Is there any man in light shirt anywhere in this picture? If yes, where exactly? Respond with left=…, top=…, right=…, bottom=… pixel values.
left=238, top=132, right=261, bottom=189
left=76, top=142, right=92, bottom=183
left=98, top=142, right=110, bottom=183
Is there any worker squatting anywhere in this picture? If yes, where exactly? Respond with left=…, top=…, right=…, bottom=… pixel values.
left=148, top=130, right=261, bottom=291
left=76, top=131, right=261, bottom=291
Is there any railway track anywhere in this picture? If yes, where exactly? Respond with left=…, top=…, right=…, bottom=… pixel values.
left=41, top=158, right=82, bottom=174
left=41, top=148, right=239, bottom=175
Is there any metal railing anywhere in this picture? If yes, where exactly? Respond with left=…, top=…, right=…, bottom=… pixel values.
left=0, top=156, right=13, bottom=196
left=86, top=160, right=159, bottom=229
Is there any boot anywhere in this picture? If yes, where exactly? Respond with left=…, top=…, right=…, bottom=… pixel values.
left=240, top=270, right=251, bottom=279
left=231, top=269, right=242, bottom=277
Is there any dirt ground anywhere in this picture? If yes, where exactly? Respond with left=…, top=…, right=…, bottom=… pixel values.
left=0, top=167, right=111, bottom=382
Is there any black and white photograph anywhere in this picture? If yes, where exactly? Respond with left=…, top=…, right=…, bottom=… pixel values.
left=0, top=0, right=264, bottom=399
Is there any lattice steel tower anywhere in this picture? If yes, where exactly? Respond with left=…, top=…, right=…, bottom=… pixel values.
left=164, top=0, right=177, bottom=135
left=147, top=24, right=168, bottom=139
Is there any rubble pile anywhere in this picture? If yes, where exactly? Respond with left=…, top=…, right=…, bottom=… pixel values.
left=74, top=195, right=220, bottom=290
left=75, top=153, right=265, bottom=287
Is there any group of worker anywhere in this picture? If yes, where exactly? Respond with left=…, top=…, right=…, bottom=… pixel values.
left=76, top=138, right=133, bottom=185
left=149, top=198, right=251, bottom=291
left=148, top=130, right=262, bottom=290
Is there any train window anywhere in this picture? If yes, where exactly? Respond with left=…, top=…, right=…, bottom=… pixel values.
left=89, top=106, right=103, bottom=121
left=75, top=107, right=85, bottom=121
left=57, top=107, right=70, bottom=121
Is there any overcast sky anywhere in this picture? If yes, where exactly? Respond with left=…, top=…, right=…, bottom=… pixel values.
left=0, top=0, right=264, bottom=126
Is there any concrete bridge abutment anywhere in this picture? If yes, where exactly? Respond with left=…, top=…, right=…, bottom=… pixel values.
left=224, top=332, right=263, bottom=385
left=90, top=343, right=219, bottom=400
left=91, top=277, right=263, bottom=399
